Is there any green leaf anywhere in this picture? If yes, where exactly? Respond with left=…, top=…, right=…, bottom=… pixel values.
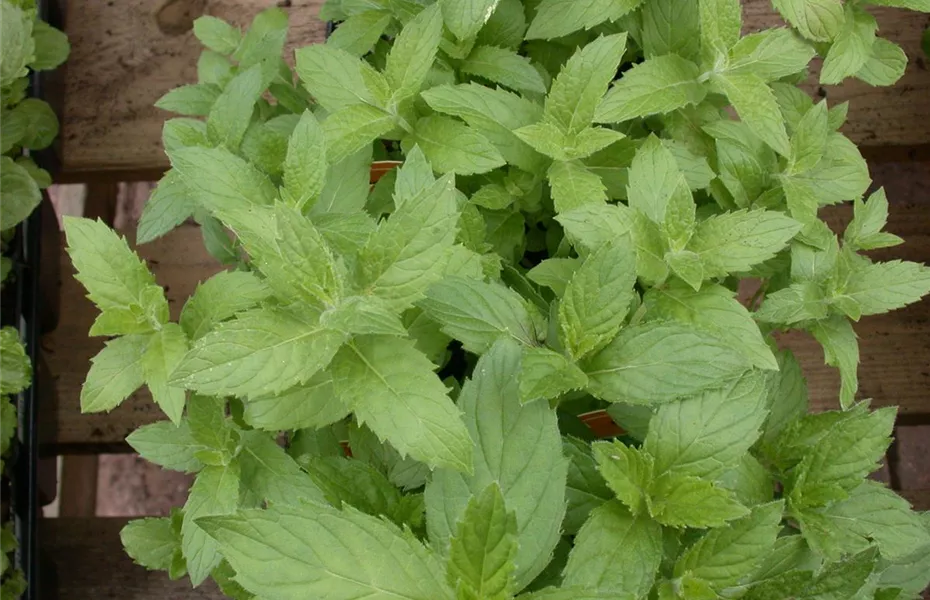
left=404, top=115, right=505, bottom=176
left=808, top=315, right=859, bottom=409
left=126, top=420, right=207, bottom=473
left=648, top=471, right=750, bottom=528
left=395, top=146, right=436, bottom=207
left=688, top=209, right=801, bottom=278
left=718, top=454, right=775, bottom=507
left=162, top=118, right=208, bottom=153
left=199, top=503, right=454, bottom=600
left=460, top=45, right=546, bottom=94
left=238, top=431, right=326, bottom=506
left=844, top=188, right=903, bottom=251
left=182, top=463, right=241, bottom=585
left=772, top=0, right=845, bottom=42
left=645, top=372, right=769, bottom=480
left=591, top=440, right=654, bottom=517
left=385, top=3, right=443, bottom=103
left=14, top=98, right=59, bottom=150
left=477, top=0, right=527, bottom=48
left=841, top=260, right=930, bottom=317
left=559, top=238, right=636, bottom=359
left=519, top=346, right=588, bottom=404
left=0, top=2, right=33, bottom=88
left=699, top=0, right=741, bottom=61
left=141, top=323, right=189, bottom=425
left=728, top=29, right=817, bottom=82
left=347, top=422, right=432, bottom=491
left=323, top=103, right=395, bottom=165
left=712, top=72, right=790, bottom=156
left=1, top=398, right=15, bottom=457
left=295, top=44, right=390, bottom=112
left=425, top=339, right=567, bottom=590
left=357, top=174, right=460, bottom=310
left=234, top=8, right=289, bottom=69
left=81, top=335, right=148, bottom=413
left=155, top=83, right=221, bottom=117
left=0, top=157, right=41, bottom=232
left=544, top=33, right=628, bottom=135
left=754, top=281, right=829, bottom=325
left=563, top=437, right=612, bottom=534
left=331, top=335, right=472, bottom=472
left=171, top=306, right=345, bottom=398
left=820, top=7, right=876, bottom=85
left=179, top=271, right=272, bottom=340
left=282, top=110, right=327, bottom=210
left=547, top=159, right=607, bottom=213
left=121, top=517, right=181, bottom=572
left=326, top=10, right=392, bottom=56
left=447, top=483, right=518, bottom=600
left=645, top=283, right=778, bottom=370
left=0, top=327, right=30, bottom=396
left=320, top=295, right=408, bottom=337
left=627, top=135, right=688, bottom=225
left=315, top=145, right=374, bottom=216
left=244, top=370, right=349, bottom=431
left=563, top=500, right=662, bottom=597
left=527, top=258, right=581, bottom=296
left=556, top=202, right=634, bottom=254
left=30, top=21, right=70, bottom=71
left=193, top=16, right=241, bottom=55
left=760, top=351, right=809, bottom=449
left=440, top=0, right=500, bottom=41
left=137, top=170, right=196, bottom=245
left=789, top=100, right=829, bottom=175
left=168, top=146, right=277, bottom=215
left=526, top=0, right=641, bottom=40
left=582, top=322, right=750, bottom=405
left=641, top=0, right=700, bottom=60
left=857, top=37, right=907, bottom=87
left=674, top=502, right=784, bottom=589
left=419, top=276, right=536, bottom=354
left=596, top=55, right=705, bottom=124
left=207, top=65, right=266, bottom=151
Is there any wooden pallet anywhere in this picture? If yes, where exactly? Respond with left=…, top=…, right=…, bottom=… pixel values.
left=54, top=1, right=930, bottom=182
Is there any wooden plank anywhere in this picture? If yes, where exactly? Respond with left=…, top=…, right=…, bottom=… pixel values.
left=58, top=0, right=327, bottom=182
left=41, top=517, right=223, bottom=599
left=58, top=456, right=98, bottom=517
left=42, top=203, right=930, bottom=450
left=56, top=2, right=930, bottom=181
left=900, top=489, right=930, bottom=511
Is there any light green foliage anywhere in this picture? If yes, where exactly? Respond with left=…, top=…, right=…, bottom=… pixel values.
left=65, top=3, right=930, bottom=598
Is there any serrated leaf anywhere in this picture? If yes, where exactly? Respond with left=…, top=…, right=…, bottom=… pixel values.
left=556, top=202, right=634, bottom=254
left=121, top=517, right=181, bottom=572
left=323, top=103, right=396, bottom=165
left=559, top=238, right=636, bottom=359
left=689, top=209, right=801, bottom=277
left=168, top=145, right=277, bottom=215
left=647, top=472, right=750, bottom=528
left=844, top=188, right=902, bottom=251
left=425, top=339, right=567, bottom=590
left=326, top=9, right=392, bottom=56
left=525, top=0, right=640, bottom=40
left=857, top=37, right=907, bottom=86
left=385, top=4, right=443, bottom=103
left=347, top=422, right=432, bottom=491
left=155, top=83, right=221, bottom=117
left=820, top=6, right=876, bottom=85
left=331, top=335, right=472, bottom=472
left=357, top=174, right=459, bottom=310
left=447, top=483, right=517, bottom=600
left=0, top=327, right=30, bottom=396
left=126, top=420, right=207, bottom=473
left=244, top=370, right=350, bottom=432
left=527, top=258, right=580, bottom=297
left=207, top=65, right=265, bottom=151
left=596, top=55, right=705, bottom=124
left=295, top=44, right=390, bottom=112
left=760, top=350, right=809, bottom=449
left=137, top=171, right=196, bottom=245
left=321, top=295, right=407, bottom=337
left=728, top=29, right=817, bottom=82
left=30, top=20, right=70, bottom=71
left=712, top=72, right=790, bottom=157
left=840, top=260, right=930, bottom=317
left=627, top=135, right=689, bottom=226
left=238, top=431, right=325, bottom=506
left=718, top=454, right=775, bottom=507
left=171, top=306, right=345, bottom=398
left=193, top=15, right=241, bottom=54
left=562, top=501, right=662, bottom=597
left=674, top=502, right=784, bottom=589
left=519, top=346, right=588, bottom=404
left=544, top=33, right=627, bottom=134
left=404, top=115, right=505, bottom=176
left=141, top=323, right=189, bottom=425
left=182, top=463, right=240, bottom=585
left=772, top=0, right=845, bottom=42
left=591, top=440, right=653, bottom=516
left=547, top=159, right=607, bottom=213
left=179, top=271, right=272, bottom=340
left=789, top=100, right=829, bottom=174
left=645, top=372, right=769, bottom=480
left=755, top=281, right=829, bottom=325
left=282, top=110, right=327, bottom=210
left=81, top=335, right=148, bottom=413
left=808, top=315, right=859, bottom=409
left=461, top=45, right=546, bottom=94
left=199, top=503, right=454, bottom=600
left=582, top=322, right=750, bottom=405
left=641, top=0, right=700, bottom=60
left=563, top=437, right=612, bottom=533
left=645, top=283, right=778, bottom=370
left=419, top=276, right=536, bottom=354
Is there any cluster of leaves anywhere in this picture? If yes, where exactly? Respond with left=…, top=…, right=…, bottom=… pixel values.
left=64, top=1, right=930, bottom=599
left=0, top=2, right=67, bottom=598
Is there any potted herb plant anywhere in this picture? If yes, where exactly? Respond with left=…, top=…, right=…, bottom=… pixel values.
left=66, top=0, right=930, bottom=598
left=0, top=0, right=69, bottom=597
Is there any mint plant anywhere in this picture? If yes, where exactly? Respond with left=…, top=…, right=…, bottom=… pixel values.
left=64, top=1, right=930, bottom=598
left=1, top=1, right=69, bottom=597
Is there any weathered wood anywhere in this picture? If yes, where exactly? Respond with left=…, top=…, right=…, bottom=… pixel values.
left=58, top=456, right=99, bottom=517
left=43, top=201, right=930, bottom=451
left=58, top=0, right=327, bottom=182
left=41, top=518, right=223, bottom=599
left=56, top=2, right=930, bottom=181
left=900, top=488, right=930, bottom=511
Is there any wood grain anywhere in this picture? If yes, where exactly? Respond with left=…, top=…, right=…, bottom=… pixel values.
left=56, top=2, right=930, bottom=181
left=58, top=0, right=327, bottom=182
left=41, top=518, right=223, bottom=599
left=43, top=202, right=930, bottom=451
